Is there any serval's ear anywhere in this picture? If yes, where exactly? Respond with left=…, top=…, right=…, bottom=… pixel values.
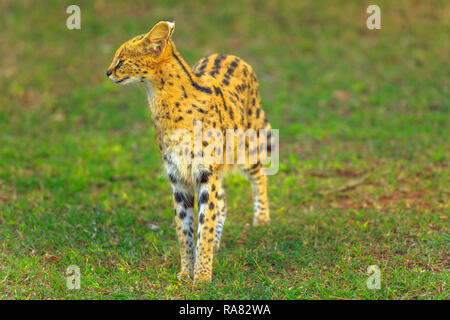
left=142, top=19, right=175, bottom=56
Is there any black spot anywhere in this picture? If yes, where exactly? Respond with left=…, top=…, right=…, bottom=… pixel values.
left=168, top=173, right=177, bottom=183
left=174, top=192, right=194, bottom=208
left=199, top=191, right=209, bottom=204
left=163, top=154, right=170, bottom=163
left=184, top=194, right=195, bottom=208
left=174, top=192, right=183, bottom=203
left=194, top=56, right=209, bottom=77
left=197, top=171, right=210, bottom=184
left=209, top=202, right=214, bottom=210
left=179, top=210, right=187, bottom=219
left=199, top=213, right=205, bottom=224
left=210, top=54, right=226, bottom=78
left=181, top=85, right=188, bottom=98
left=228, top=106, right=234, bottom=119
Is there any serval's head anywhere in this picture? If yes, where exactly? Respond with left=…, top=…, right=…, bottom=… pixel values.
left=106, top=19, right=175, bottom=85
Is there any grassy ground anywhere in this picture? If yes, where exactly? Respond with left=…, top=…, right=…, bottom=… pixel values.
left=0, top=0, right=448, bottom=299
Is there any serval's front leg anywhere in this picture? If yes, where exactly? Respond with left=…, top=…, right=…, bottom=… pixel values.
left=172, top=183, right=195, bottom=281
left=241, top=163, right=270, bottom=226
left=194, top=172, right=218, bottom=284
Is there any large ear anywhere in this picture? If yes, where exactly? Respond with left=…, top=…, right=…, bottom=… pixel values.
left=141, top=19, right=175, bottom=56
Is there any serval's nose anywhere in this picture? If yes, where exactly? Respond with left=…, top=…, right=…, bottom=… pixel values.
left=106, top=69, right=112, bottom=77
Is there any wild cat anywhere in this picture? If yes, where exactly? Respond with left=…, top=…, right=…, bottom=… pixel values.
left=106, top=19, right=273, bottom=283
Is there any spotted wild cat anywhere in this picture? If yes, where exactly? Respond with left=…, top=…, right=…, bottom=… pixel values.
left=106, top=19, right=273, bottom=284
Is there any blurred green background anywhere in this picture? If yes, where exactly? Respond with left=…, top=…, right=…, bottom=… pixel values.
left=0, top=0, right=448, bottom=299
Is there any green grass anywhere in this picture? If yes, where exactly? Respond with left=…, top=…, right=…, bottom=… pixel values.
left=0, top=0, right=448, bottom=299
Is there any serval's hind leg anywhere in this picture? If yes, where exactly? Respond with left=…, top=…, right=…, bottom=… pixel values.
left=213, top=179, right=226, bottom=253
left=240, top=163, right=270, bottom=226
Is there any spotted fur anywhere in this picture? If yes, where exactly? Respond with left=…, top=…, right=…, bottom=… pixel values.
left=107, top=20, right=271, bottom=284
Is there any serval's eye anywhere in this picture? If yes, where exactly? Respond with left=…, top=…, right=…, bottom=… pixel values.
left=115, top=60, right=123, bottom=71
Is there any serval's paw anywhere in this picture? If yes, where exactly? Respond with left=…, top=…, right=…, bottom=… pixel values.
left=177, top=271, right=192, bottom=282
left=193, top=272, right=212, bottom=285
left=253, top=216, right=270, bottom=226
